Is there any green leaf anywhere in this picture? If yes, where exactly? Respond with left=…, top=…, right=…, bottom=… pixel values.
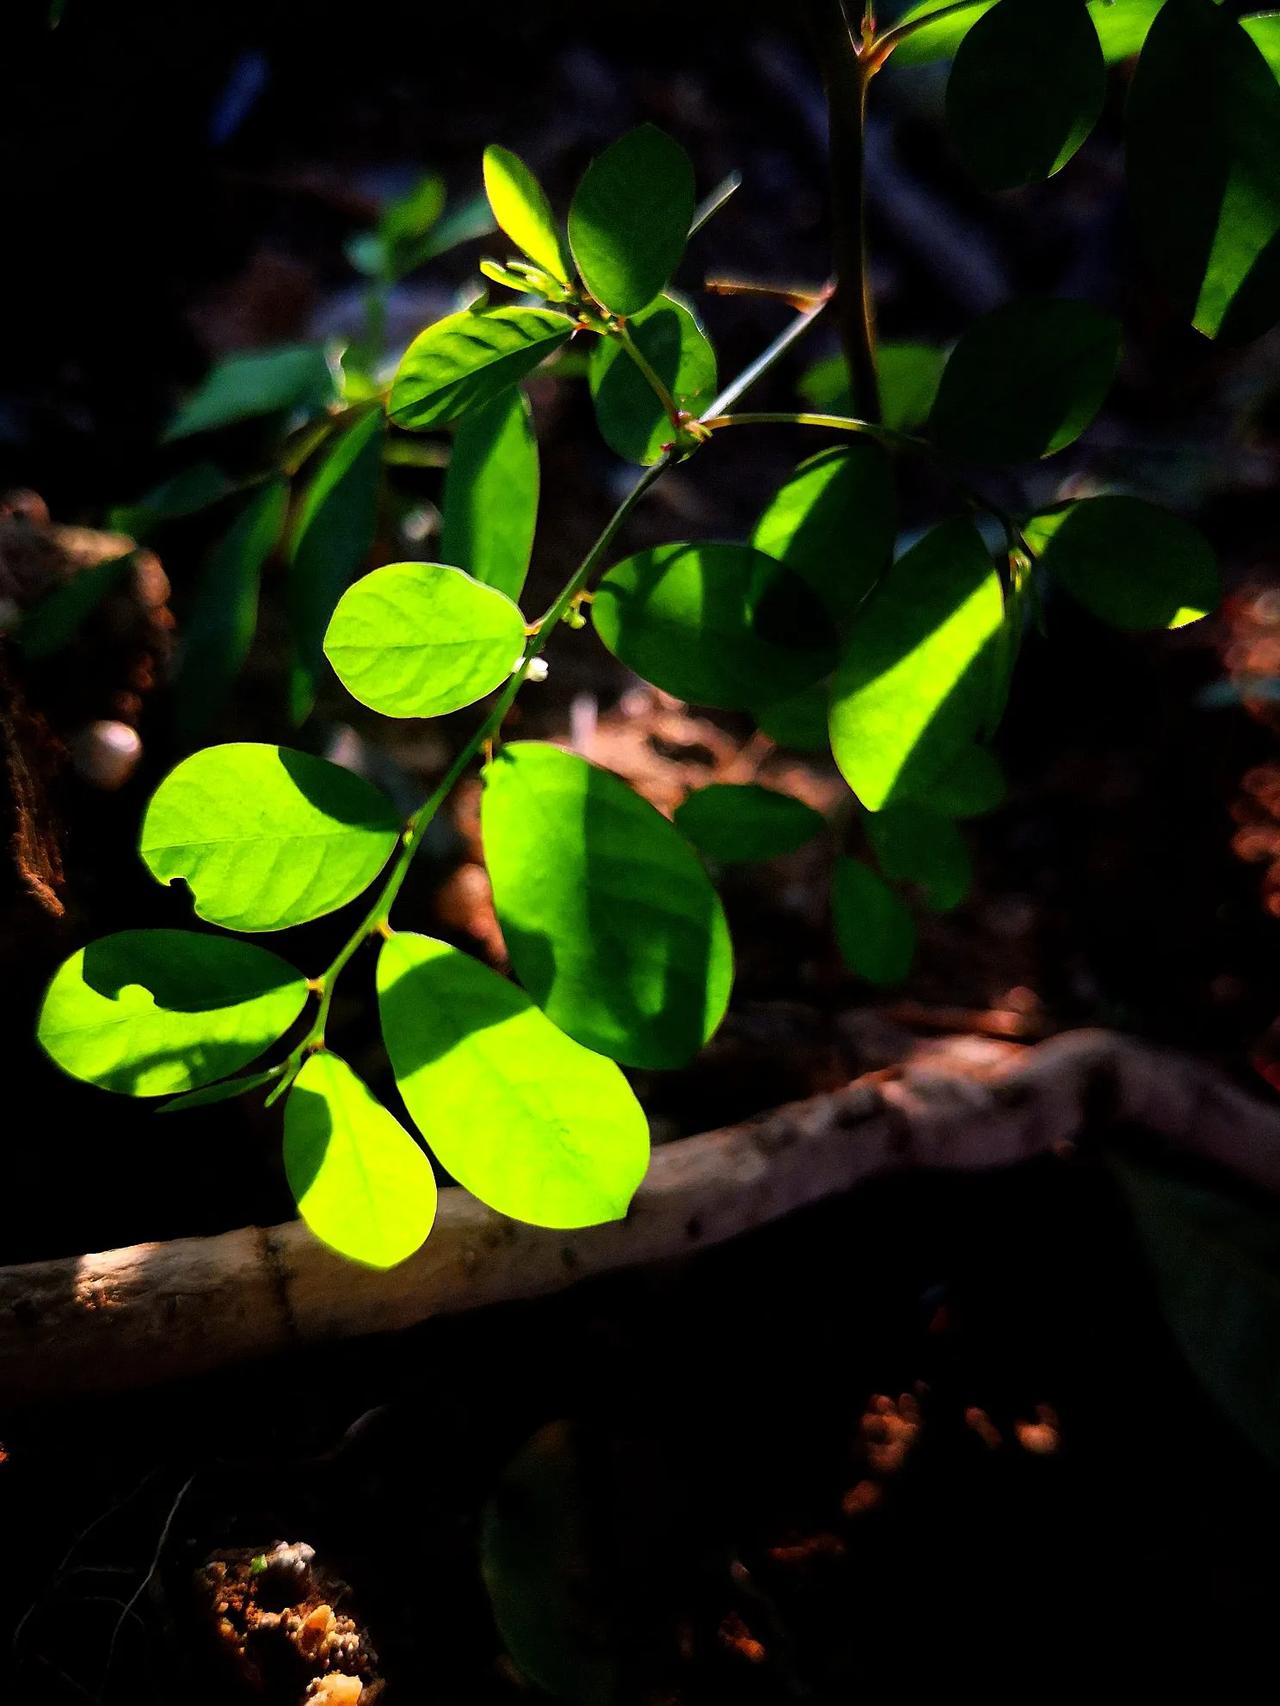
left=139, top=742, right=401, bottom=932
left=378, top=933, right=648, bottom=1227
left=284, top=1051, right=437, bottom=1268
left=593, top=542, right=836, bottom=711
left=324, top=561, right=525, bottom=718
left=831, top=859, right=916, bottom=986
left=567, top=125, right=695, bottom=316
left=389, top=305, right=573, bottom=431
left=158, top=1063, right=287, bottom=1113
left=799, top=342, right=946, bottom=433
left=928, top=742, right=1006, bottom=817
left=482, top=742, right=733, bottom=1069
left=929, top=298, right=1120, bottom=463
left=287, top=407, right=385, bottom=723
left=674, top=783, right=825, bottom=864
left=1024, top=495, right=1220, bottom=629
left=371, top=173, right=448, bottom=280
left=829, top=519, right=1003, bottom=811
left=756, top=680, right=831, bottom=753
left=483, top=145, right=572, bottom=284
left=19, top=551, right=134, bottom=661
left=589, top=294, right=717, bottom=465
left=164, top=344, right=337, bottom=441
left=175, top=478, right=288, bottom=739
left=1128, top=0, right=1280, bottom=342
left=890, top=0, right=1164, bottom=68
left=1111, top=1152, right=1280, bottom=1469
left=750, top=443, right=896, bottom=633
left=1244, top=12, right=1280, bottom=81
left=37, top=930, right=307, bottom=1097
left=440, top=387, right=540, bottom=602
left=109, top=462, right=237, bottom=540
left=482, top=1422, right=618, bottom=1706
left=947, top=0, right=1104, bottom=190
left=867, top=802, right=972, bottom=911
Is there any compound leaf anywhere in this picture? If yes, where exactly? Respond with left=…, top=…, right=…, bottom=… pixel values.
left=674, top=783, right=825, bottom=864
left=828, top=520, right=1003, bottom=810
left=378, top=933, right=649, bottom=1227
left=589, top=294, right=716, bottom=465
left=440, top=387, right=540, bottom=601
left=284, top=1051, right=437, bottom=1268
left=482, top=742, right=733, bottom=1069
left=929, top=298, right=1120, bottom=463
left=750, top=442, right=896, bottom=633
left=37, top=929, right=307, bottom=1097
left=389, top=305, right=573, bottom=431
left=593, top=542, right=836, bottom=711
left=568, top=125, right=695, bottom=316
left=947, top=0, right=1104, bottom=190
left=1024, top=494, right=1219, bottom=629
left=140, top=743, right=400, bottom=932
left=324, top=561, right=525, bottom=718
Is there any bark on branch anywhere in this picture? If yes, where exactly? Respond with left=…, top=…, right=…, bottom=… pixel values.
left=3, top=1029, right=1279, bottom=1401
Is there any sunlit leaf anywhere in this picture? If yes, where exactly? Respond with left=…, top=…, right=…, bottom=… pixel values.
left=483, top=145, right=572, bottom=284
left=929, top=298, right=1120, bottom=463
left=750, top=442, right=896, bottom=632
left=831, top=859, right=916, bottom=986
left=284, top=1051, right=437, bottom=1268
left=164, top=344, right=336, bottom=441
left=324, top=561, right=525, bottom=718
left=1243, top=12, right=1280, bottom=80
left=674, top=783, right=825, bottom=864
left=568, top=125, right=695, bottom=316
left=1024, top=495, right=1220, bottom=629
left=389, top=305, right=573, bottom=431
left=287, top=407, right=385, bottom=722
left=589, top=293, right=716, bottom=464
left=828, top=520, right=1003, bottom=810
left=867, top=801, right=972, bottom=911
left=947, top=0, right=1104, bottom=189
left=890, top=0, right=1164, bottom=68
left=798, top=342, right=947, bottom=433
left=158, top=1063, right=287, bottom=1113
left=37, top=930, right=307, bottom=1097
left=440, top=387, right=540, bottom=602
left=378, top=933, right=648, bottom=1227
left=176, top=478, right=288, bottom=739
left=140, top=742, right=400, bottom=932
left=1128, top=0, right=1280, bottom=341
left=593, top=541, right=836, bottom=710
left=482, top=742, right=733, bottom=1068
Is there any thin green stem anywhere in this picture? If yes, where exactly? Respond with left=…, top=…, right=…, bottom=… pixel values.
left=700, top=289, right=832, bottom=419
left=702, top=409, right=922, bottom=451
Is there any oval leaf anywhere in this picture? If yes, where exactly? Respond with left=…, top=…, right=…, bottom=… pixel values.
left=1024, top=495, right=1219, bottom=629
left=593, top=542, right=836, bottom=711
left=389, top=306, right=573, bottom=431
left=568, top=125, right=695, bottom=316
left=750, top=442, right=897, bottom=633
left=867, top=802, right=973, bottom=912
left=929, top=298, right=1120, bottom=464
left=674, top=784, right=825, bottom=864
left=892, top=0, right=1162, bottom=68
left=284, top=1051, right=437, bottom=1268
left=829, top=520, right=1003, bottom=811
left=164, top=344, right=336, bottom=442
left=757, top=680, right=831, bottom=753
left=831, top=860, right=916, bottom=986
left=287, top=407, right=385, bottom=723
left=324, top=562, right=525, bottom=718
left=799, top=342, right=947, bottom=433
left=589, top=294, right=716, bottom=465
left=947, top=0, right=1104, bottom=190
left=928, top=743, right=1006, bottom=818
left=1128, top=0, right=1280, bottom=342
left=482, top=742, right=733, bottom=1069
left=37, top=930, right=307, bottom=1097
left=440, top=387, right=540, bottom=602
left=140, top=743, right=401, bottom=932
left=483, top=145, right=571, bottom=284
left=378, top=933, right=649, bottom=1227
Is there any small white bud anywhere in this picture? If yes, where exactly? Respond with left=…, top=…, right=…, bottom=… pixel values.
left=525, top=656, right=549, bottom=683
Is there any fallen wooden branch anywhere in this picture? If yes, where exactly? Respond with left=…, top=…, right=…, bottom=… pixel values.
left=3, top=1029, right=1279, bottom=1401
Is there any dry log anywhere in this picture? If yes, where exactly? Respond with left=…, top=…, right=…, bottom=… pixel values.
left=3, top=1029, right=1279, bottom=1402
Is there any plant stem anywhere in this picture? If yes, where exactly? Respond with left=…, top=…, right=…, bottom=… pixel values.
left=807, top=0, right=881, bottom=422
left=701, top=289, right=833, bottom=418
left=702, top=409, right=921, bottom=450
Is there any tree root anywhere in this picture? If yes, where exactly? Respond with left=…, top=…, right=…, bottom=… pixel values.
left=3, top=1028, right=1279, bottom=1401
